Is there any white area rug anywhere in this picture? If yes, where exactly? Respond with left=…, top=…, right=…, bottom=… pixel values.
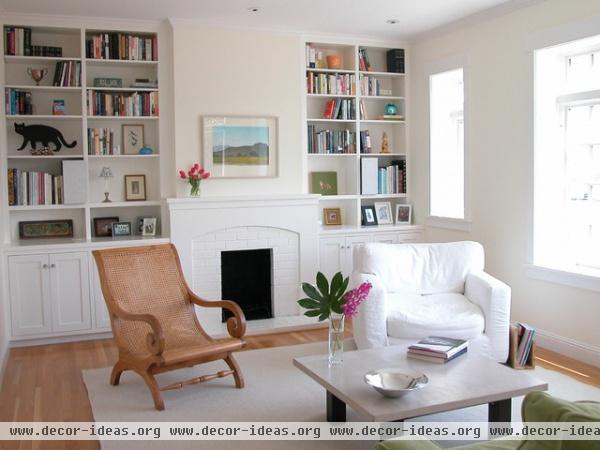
left=82, top=341, right=600, bottom=450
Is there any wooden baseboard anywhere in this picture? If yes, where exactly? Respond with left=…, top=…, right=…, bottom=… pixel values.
left=536, top=328, right=600, bottom=369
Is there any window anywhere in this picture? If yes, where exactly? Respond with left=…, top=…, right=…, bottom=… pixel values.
left=534, top=36, right=600, bottom=277
left=429, top=68, right=465, bottom=221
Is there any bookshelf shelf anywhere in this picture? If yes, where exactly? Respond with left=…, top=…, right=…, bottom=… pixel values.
left=306, top=67, right=354, bottom=74
left=8, top=204, right=85, bottom=211
left=4, top=55, right=82, bottom=63
left=5, top=85, right=82, bottom=92
left=85, top=58, right=158, bottom=67
left=359, top=70, right=404, bottom=77
left=6, top=114, right=82, bottom=120
left=2, top=24, right=163, bottom=246
left=87, top=115, right=159, bottom=120
left=305, top=41, right=409, bottom=227
left=87, top=87, right=158, bottom=92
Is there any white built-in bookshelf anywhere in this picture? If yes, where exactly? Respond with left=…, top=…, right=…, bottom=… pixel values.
left=1, top=24, right=163, bottom=245
left=303, top=41, right=411, bottom=232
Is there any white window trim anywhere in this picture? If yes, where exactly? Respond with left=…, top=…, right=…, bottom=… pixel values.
left=425, top=55, right=471, bottom=230
left=526, top=264, right=600, bottom=293
left=528, top=18, right=600, bottom=290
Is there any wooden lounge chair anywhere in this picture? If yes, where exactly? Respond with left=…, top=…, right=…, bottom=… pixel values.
left=92, top=243, right=246, bottom=410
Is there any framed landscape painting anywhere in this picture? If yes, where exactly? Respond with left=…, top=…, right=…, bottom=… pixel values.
left=202, top=116, right=278, bottom=178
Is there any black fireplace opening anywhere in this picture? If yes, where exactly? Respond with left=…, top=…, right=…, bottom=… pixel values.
left=221, top=248, right=273, bottom=322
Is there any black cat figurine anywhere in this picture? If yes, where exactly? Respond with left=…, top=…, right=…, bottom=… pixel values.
left=14, top=123, right=77, bottom=152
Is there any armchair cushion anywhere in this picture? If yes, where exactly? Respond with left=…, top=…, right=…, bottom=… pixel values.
left=353, top=241, right=484, bottom=295
left=386, top=292, right=485, bottom=340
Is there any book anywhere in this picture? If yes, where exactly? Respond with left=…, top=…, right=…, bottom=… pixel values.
left=379, top=115, right=405, bottom=120
left=86, top=33, right=157, bottom=61
left=62, top=160, right=87, bottom=205
left=6, top=169, right=64, bottom=206
left=52, top=99, right=65, bottom=116
left=516, top=323, right=536, bottom=367
left=408, top=336, right=468, bottom=358
left=408, top=347, right=467, bottom=364
left=360, top=157, right=378, bottom=195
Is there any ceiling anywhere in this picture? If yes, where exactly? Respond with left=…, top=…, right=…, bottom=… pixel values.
left=0, top=0, right=519, bottom=39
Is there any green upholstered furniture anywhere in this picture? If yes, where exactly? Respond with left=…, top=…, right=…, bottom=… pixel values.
left=375, top=391, right=600, bottom=450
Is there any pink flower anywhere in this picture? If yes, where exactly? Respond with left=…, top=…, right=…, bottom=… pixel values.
left=193, top=163, right=200, bottom=171
left=201, top=171, right=210, bottom=179
left=178, top=170, right=187, bottom=179
left=341, top=281, right=372, bottom=319
left=199, top=168, right=205, bottom=175
left=189, top=165, right=197, bottom=174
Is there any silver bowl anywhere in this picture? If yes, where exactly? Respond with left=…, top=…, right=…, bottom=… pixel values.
left=364, top=368, right=428, bottom=398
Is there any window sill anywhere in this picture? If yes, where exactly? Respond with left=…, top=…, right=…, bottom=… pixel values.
left=526, top=264, right=600, bottom=293
left=426, top=216, right=472, bottom=232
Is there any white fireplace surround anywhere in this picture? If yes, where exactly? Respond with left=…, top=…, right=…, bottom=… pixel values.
left=167, top=195, right=320, bottom=331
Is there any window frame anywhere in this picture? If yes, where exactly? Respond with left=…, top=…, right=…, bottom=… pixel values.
left=530, top=29, right=600, bottom=291
left=425, top=56, right=471, bottom=231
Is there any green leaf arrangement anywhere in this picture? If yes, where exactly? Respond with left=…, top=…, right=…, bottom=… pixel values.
left=298, top=271, right=350, bottom=321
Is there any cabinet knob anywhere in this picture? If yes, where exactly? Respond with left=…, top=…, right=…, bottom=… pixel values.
left=42, top=264, right=48, bottom=269
left=50, top=264, right=56, bottom=268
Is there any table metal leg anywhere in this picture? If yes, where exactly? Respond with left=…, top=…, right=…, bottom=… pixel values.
left=489, top=398, right=511, bottom=422
left=327, top=391, right=346, bottom=422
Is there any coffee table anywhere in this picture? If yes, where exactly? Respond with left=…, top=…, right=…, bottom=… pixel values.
left=293, top=343, right=547, bottom=422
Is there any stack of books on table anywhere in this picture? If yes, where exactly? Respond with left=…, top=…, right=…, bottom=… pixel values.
left=407, top=337, right=468, bottom=364
left=516, top=323, right=535, bottom=367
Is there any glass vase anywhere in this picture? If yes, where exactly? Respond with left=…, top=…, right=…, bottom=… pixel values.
left=189, top=182, right=200, bottom=197
left=328, top=313, right=345, bottom=365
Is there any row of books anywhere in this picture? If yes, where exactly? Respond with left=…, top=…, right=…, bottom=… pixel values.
left=307, top=125, right=356, bottom=154
left=5, top=89, right=32, bottom=115
left=407, top=337, right=468, bottom=364
left=7, top=169, right=64, bottom=206
left=323, top=98, right=355, bottom=120
left=360, top=75, right=382, bottom=97
left=86, top=33, right=158, bottom=61
left=307, top=72, right=355, bottom=95
left=4, top=27, right=63, bottom=57
left=358, top=48, right=372, bottom=72
left=87, top=91, right=159, bottom=117
left=378, top=162, right=406, bottom=194
left=53, top=61, right=81, bottom=87
left=516, top=323, right=536, bottom=367
left=87, top=128, right=119, bottom=155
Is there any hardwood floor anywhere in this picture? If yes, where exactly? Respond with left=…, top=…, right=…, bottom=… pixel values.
left=0, top=328, right=598, bottom=450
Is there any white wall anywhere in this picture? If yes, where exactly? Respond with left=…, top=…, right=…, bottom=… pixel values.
left=410, top=0, right=600, bottom=352
left=171, top=22, right=304, bottom=197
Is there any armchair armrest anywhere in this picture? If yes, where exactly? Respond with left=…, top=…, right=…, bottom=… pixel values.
left=465, top=271, right=511, bottom=363
left=351, top=272, right=388, bottom=349
left=189, top=294, right=247, bottom=339
left=111, top=307, right=165, bottom=356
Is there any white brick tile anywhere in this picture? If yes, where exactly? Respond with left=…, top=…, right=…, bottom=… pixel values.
left=236, top=231, right=258, bottom=240
left=245, top=239, right=269, bottom=249
left=225, top=240, right=248, bottom=250
left=259, top=230, right=281, bottom=239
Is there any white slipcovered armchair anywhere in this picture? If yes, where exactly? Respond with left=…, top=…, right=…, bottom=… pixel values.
left=352, top=241, right=511, bottom=362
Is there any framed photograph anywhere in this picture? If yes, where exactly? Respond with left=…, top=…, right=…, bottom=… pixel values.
left=19, top=220, right=73, bottom=239
left=361, top=206, right=378, bottom=226
left=202, top=115, right=278, bottom=178
left=310, top=171, right=338, bottom=196
left=112, top=222, right=132, bottom=236
left=142, top=217, right=157, bottom=236
left=395, top=204, right=412, bottom=224
left=136, top=216, right=151, bottom=234
left=122, top=124, right=145, bottom=155
left=323, top=208, right=342, bottom=226
left=93, top=217, right=119, bottom=237
left=374, top=202, right=393, bottom=225
left=124, top=174, right=146, bottom=201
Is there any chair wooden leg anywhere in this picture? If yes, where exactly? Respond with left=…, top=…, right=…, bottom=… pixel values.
left=224, top=354, right=244, bottom=389
left=110, top=361, right=127, bottom=386
left=137, top=370, right=165, bottom=411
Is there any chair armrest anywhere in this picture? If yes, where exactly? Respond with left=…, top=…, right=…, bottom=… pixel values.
left=351, top=272, right=388, bottom=349
left=189, top=294, right=247, bottom=339
left=111, top=307, right=165, bottom=356
left=465, top=271, right=511, bottom=363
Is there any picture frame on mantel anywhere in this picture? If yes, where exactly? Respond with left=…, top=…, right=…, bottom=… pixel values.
left=202, top=115, right=278, bottom=178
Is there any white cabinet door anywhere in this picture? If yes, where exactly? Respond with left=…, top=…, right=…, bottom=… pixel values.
left=91, top=257, right=111, bottom=330
left=371, top=233, right=398, bottom=244
left=49, top=252, right=92, bottom=333
left=319, top=236, right=345, bottom=278
left=8, top=254, right=52, bottom=336
left=343, top=235, right=372, bottom=274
